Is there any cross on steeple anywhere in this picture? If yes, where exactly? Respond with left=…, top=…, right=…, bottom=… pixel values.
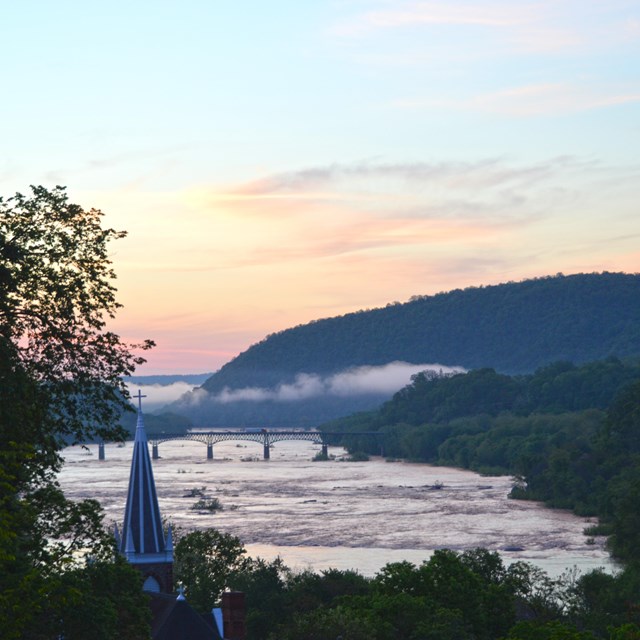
left=133, top=390, right=147, bottom=412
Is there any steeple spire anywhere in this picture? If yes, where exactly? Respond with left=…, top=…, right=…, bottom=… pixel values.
left=120, top=391, right=173, bottom=592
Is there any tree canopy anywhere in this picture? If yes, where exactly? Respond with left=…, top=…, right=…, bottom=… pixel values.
left=174, top=528, right=251, bottom=612
left=181, top=537, right=640, bottom=640
left=0, top=185, right=153, bottom=444
left=0, top=186, right=153, bottom=639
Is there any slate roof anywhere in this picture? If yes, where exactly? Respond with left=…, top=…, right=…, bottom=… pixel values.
left=148, top=592, right=222, bottom=640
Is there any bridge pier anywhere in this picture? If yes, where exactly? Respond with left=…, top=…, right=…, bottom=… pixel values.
left=263, top=444, right=270, bottom=460
left=207, top=443, right=213, bottom=460
left=98, top=442, right=105, bottom=460
left=321, top=443, right=328, bottom=458
left=152, top=443, right=159, bottom=460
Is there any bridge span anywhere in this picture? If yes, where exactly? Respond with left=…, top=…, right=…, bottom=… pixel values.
left=97, top=430, right=382, bottom=461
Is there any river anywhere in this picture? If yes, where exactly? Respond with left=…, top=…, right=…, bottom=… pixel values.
left=58, top=439, right=615, bottom=578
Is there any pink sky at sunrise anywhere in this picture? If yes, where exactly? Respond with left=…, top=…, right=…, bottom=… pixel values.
left=2, top=2, right=639, bottom=373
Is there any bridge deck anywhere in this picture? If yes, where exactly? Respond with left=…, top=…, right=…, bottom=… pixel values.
left=96, top=430, right=382, bottom=460
left=152, top=430, right=381, bottom=445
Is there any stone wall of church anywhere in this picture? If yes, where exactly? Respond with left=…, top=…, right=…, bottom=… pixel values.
left=137, top=561, right=174, bottom=595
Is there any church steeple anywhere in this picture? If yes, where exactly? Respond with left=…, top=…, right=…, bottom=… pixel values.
left=120, top=391, right=173, bottom=593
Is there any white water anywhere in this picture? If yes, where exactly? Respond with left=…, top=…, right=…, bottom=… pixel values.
left=58, top=439, right=615, bottom=578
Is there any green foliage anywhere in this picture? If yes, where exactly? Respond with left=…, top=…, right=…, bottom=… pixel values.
left=323, top=357, right=640, bottom=564
left=275, top=605, right=383, bottom=640
left=0, top=554, right=151, bottom=640
left=191, top=496, right=223, bottom=512
left=0, top=185, right=153, bottom=444
left=244, top=549, right=635, bottom=640
left=353, top=358, right=640, bottom=433
left=565, top=567, right=640, bottom=634
left=229, top=556, right=290, bottom=640
left=174, top=529, right=250, bottom=612
left=229, top=550, right=524, bottom=640
left=172, top=533, right=640, bottom=640
left=371, top=550, right=518, bottom=640
left=285, top=567, right=372, bottom=614
left=39, top=557, right=151, bottom=640
left=608, top=624, right=640, bottom=640
left=0, top=186, right=153, bottom=638
left=504, top=620, right=599, bottom=639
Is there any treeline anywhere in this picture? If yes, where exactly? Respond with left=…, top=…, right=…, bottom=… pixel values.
left=322, top=358, right=640, bottom=563
left=329, top=358, right=640, bottom=429
left=238, top=552, right=640, bottom=640
left=176, top=530, right=640, bottom=640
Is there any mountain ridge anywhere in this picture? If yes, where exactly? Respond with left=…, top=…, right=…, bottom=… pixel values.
left=169, top=272, right=640, bottom=426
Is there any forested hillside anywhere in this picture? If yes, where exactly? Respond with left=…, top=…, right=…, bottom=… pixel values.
left=322, top=357, right=640, bottom=563
left=170, top=272, right=640, bottom=426
left=354, top=358, right=640, bottom=429
left=205, top=272, right=640, bottom=389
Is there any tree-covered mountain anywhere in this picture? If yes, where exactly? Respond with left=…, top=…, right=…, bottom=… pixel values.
left=170, top=272, right=640, bottom=426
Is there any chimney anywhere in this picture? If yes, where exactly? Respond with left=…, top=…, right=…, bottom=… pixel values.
left=221, top=591, right=246, bottom=640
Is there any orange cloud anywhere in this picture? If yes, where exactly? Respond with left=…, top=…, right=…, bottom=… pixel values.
left=88, top=156, right=639, bottom=372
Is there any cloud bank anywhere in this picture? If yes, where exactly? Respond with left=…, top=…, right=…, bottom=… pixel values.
left=183, top=362, right=465, bottom=406
left=125, top=381, right=199, bottom=412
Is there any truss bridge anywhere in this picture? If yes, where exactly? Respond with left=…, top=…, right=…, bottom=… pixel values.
left=97, top=429, right=382, bottom=460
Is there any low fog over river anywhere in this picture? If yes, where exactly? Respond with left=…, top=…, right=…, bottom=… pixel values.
left=59, top=439, right=614, bottom=578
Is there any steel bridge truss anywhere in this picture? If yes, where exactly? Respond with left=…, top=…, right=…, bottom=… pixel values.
left=97, top=430, right=382, bottom=460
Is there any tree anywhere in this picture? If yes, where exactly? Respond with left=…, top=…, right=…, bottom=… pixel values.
left=174, top=529, right=251, bottom=612
left=504, top=620, right=599, bottom=640
left=0, top=186, right=153, bottom=638
left=0, top=185, right=153, bottom=444
left=275, top=605, right=384, bottom=640
left=229, top=556, right=290, bottom=640
left=36, top=557, right=151, bottom=640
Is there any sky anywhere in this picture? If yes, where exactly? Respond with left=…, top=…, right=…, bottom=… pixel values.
left=2, top=1, right=639, bottom=374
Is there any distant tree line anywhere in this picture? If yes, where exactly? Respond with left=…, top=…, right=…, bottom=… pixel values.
left=118, top=408, right=193, bottom=437
left=321, top=358, right=640, bottom=564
